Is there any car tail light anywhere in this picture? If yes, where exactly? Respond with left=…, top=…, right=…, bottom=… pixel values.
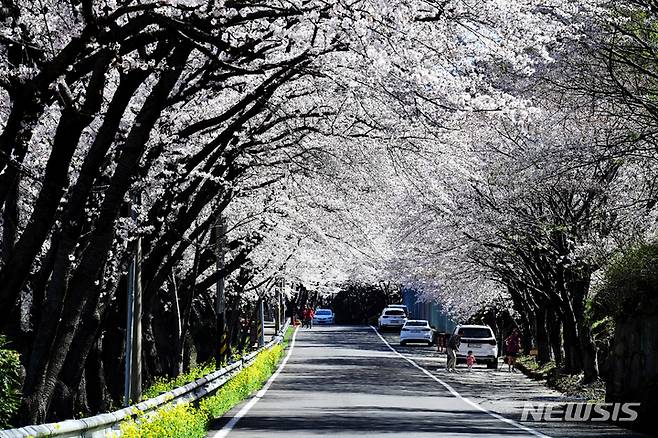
left=488, top=339, right=497, bottom=345
left=422, top=328, right=431, bottom=332
left=401, top=328, right=409, bottom=331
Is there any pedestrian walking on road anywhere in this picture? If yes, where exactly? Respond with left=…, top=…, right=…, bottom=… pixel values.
left=301, top=307, right=310, bottom=328
left=504, top=328, right=521, bottom=372
left=466, top=351, right=476, bottom=372
left=308, top=308, right=315, bottom=329
left=446, top=333, right=460, bottom=372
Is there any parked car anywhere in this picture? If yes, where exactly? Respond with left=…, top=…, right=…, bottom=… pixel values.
left=400, top=320, right=433, bottom=345
left=378, top=308, right=407, bottom=330
left=313, top=308, right=334, bottom=325
left=386, top=304, right=409, bottom=316
left=453, top=324, right=498, bottom=369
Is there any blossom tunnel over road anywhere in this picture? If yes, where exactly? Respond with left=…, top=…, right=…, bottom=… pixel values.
left=0, top=0, right=657, bottom=435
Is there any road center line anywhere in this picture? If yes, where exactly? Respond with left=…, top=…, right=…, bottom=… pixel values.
left=369, top=325, right=550, bottom=438
left=211, top=327, right=299, bottom=438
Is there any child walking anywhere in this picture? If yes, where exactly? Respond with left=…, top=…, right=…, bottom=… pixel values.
left=466, top=351, right=476, bottom=371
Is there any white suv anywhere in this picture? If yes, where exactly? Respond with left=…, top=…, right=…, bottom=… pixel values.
left=387, top=304, right=409, bottom=317
left=378, top=308, right=407, bottom=330
left=453, top=324, right=498, bottom=369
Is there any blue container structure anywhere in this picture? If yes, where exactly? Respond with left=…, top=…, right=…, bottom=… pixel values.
left=402, top=288, right=456, bottom=334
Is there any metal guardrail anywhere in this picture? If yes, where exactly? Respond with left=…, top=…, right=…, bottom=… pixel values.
left=1, top=319, right=291, bottom=438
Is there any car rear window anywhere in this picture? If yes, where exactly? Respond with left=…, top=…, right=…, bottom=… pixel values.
left=458, top=327, right=493, bottom=338
left=316, top=310, right=332, bottom=315
left=384, top=310, right=405, bottom=316
left=405, top=321, right=428, bottom=327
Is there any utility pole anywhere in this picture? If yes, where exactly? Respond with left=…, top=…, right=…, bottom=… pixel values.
left=258, top=298, right=265, bottom=347
left=215, top=214, right=228, bottom=367
left=289, top=283, right=296, bottom=326
left=124, top=190, right=142, bottom=406
left=280, top=277, right=286, bottom=325
left=274, top=281, right=281, bottom=334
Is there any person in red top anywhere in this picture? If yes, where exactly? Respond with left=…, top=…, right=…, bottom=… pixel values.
left=302, top=307, right=310, bottom=328
left=505, top=328, right=521, bottom=372
left=308, top=308, right=315, bottom=329
left=466, top=350, right=476, bottom=372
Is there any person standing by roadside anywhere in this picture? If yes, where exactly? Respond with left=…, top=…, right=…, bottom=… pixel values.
left=308, top=307, right=315, bottom=329
left=505, top=328, right=521, bottom=372
left=301, top=307, right=309, bottom=328
left=446, top=333, right=461, bottom=372
left=436, top=332, right=447, bottom=353
left=466, top=351, right=476, bottom=372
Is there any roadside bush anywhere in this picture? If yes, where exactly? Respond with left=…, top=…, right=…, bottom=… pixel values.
left=120, top=403, right=206, bottom=438
left=596, top=242, right=658, bottom=320
left=0, top=335, right=21, bottom=428
left=142, top=360, right=216, bottom=401
left=120, top=343, right=285, bottom=437
left=200, top=344, right=283, bottom=418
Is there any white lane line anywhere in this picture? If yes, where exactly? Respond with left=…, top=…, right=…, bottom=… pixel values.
left=211, top=327, right=299, bottom=438
left=369, top=325, right=550, bottom=438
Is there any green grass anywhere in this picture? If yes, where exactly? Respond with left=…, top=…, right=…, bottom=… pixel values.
left=120, top=343, right=286, bottom=437
left=119, top=403, right=207, bottom=438
left=200, top=344, right=283, bottom=418
left=142, top=361, right=217, bottom=401
left=282, top=325, right=294, bottom=349
left=516, top=355, right=605, bottom=403
left=516, top=355, right=556, bottom=376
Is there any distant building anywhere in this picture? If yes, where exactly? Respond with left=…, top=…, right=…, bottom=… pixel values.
left=402, top=288, right=456, bottom=333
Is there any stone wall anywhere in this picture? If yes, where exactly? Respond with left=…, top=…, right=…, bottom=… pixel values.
left=606, top=312, right=658, bottom=433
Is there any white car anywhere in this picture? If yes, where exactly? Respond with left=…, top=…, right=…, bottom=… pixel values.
left=378, top=308, right=407, bottom=330
left=386, top=304, right=409, bottom=317
left=453, top=324, right=498, bottom=369
left=400, top=320, right=433, bottom=345
left=313, top=308, right=334, bottom=324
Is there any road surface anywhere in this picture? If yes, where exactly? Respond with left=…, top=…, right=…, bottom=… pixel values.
left=207, top=325, right=646, bottom=437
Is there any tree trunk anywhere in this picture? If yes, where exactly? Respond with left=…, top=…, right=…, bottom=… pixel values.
left=18, top=46, right=190, bottom=424
left=579, top=318, right=599, bottom=383
left=1, top=178, right=18, bottom=264
left=561, top=306, right=583, bottom=374
left=535, top=306, right=552, bottom=365
left=0, top=54, right=110, bottom=318
left=548, top=310, right=563, bottom=366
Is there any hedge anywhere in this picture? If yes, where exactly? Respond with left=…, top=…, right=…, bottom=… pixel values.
left=596, top=242, right=658, bottom=320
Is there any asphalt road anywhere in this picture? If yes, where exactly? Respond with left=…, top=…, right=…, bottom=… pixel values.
left=207, top=325, right=647, bottom=438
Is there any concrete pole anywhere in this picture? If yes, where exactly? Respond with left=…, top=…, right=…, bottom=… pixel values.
left=274, top=282, right=281, bottom=334
left=131, top=233, right=142, bottom=402
left=124, top=252, right=134, bottom=407
left=124, top=190, right=142, bottom=406
left=280, top=277, right=286, bottom=325
left=215, top=214, right=227, bottom=367
left=258, top=299, right=265, bottom=347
